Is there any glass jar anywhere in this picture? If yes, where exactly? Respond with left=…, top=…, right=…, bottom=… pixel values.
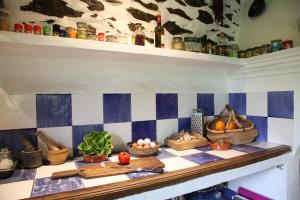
left=77, top=27, right=87, bottom=39
left=229, top=44, right=239, bottom=57
left=215, top=45, right=228, bottom=56
left=282, top=40, right=293, bottom=49
left=184, top=37, right=197, bottom=52
left=271, top=39, right=282, bottom=52
left=262, top=44, right=270, bottom=54
left=66, top=27, right=77, bottom=38
left=238, top=51, right=246, bottom=58
left=245, top=48, right=253, bottom=58
left=0, top=7, right=9, bottom=31
left=52, top=24, right=60, bottom=36
left=24, top=24, right=33, bottom=34
left=0, top=148, right=13, bottom=170
left=43, top=25, right=51, bottom=36
left=172, top=37, right=185, bottom=51
left=134, top=23, right=145, bottom=46
left=106, top=35, right=118, bottom=43
left=33, top=25, right=41, bottom=35
left=14, top=23, right=23, bottom=32
left=253, top=46, right=261, bottom=57
left=97, top=32, right=105, bottom=41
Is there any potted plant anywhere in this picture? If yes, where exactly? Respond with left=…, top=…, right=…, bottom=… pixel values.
left=77, top=130, right=113, bottom=162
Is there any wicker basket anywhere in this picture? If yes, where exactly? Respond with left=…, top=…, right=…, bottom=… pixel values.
left=127, top=142, right=160, bottom=157
left=206, top=105, right=258, bottom=144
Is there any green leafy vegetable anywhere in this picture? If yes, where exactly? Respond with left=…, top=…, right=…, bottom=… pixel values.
left=77, top=130, right=113, bottom=156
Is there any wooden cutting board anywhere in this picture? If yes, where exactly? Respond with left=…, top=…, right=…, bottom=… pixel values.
left=52, top=157, right=165, bottom=179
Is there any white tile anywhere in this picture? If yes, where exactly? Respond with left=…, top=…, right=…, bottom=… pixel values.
left=268, top=117, right=294, bottom=146
left=35, top=162, right=77, bottom=179
left=178, top=93, right=197, bottom=118
left=0, top=180, right=33, bottom=200
left=82, top=174, right=129, bottom=188
left=161, top=157, right=198, bottom=172
left=104, top=122, right=132, bottom=153
left=249, top=141, right=281, bottom=149
left=214, top=93, right=229, bottom=115
left=164, top=148, right=202, bottom=156
left=206, top=149, right=246, bottom=159
left=38, top=127, right=73, bottom=157
left=246, top=92, right=267, bottom=117
left=131, top=93, right=156, bottom=121
left=0, top=95, right=36, bottom=130
left=156, top=119, right=178, bottom=144
left=72, top=94, right=103, bottom=125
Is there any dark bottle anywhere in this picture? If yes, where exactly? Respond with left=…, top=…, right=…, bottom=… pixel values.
left=154, top=11, right=164, bottom=48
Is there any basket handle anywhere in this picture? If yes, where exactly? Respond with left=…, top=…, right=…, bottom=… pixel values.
left=224, top=109, right=244, bottom=130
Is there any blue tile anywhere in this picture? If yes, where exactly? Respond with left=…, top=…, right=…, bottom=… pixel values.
left=182, top=152, right=223, bottom=165
left=232, top=144, right=265, bottom=153
left=0, top=128, right=37, bottom=159
left=268, top=91, right=294, bottom=119
left=155, top=149, right=176, bottom=159
left=132, top=120, right=156, bottom=142
left=72, top=124, right=104, bottom=157
left=197, top=93, right=214, bottom=116
left=156, top=93, right=178, bottom=120
left=31, top=177, right=84, bottom=197
left=229, top=93, right=246, bottom=115
left=247, top=116, right=268, bottom=142
left=196, top=145, right=211, bottom=152
left=36, top=94, right=72, bottom=128
left=0, top=169, right=36, bottom=185
left=178, top=117, right=191, bottom=132
left=103, top=94, right=131, bottom=123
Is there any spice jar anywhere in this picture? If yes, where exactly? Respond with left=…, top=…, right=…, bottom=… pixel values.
left=59, top=28, right=67, bottom=37
left=97, top=32, right=105, bottom=41
left=215, top=45, right=228, bottom=56
left=0, top=148, right=13, bottom=170
left=229, top=44, right=239, bottom=57
left=66, top=27, right=76, bottom=38
left=106, top=35, right=118, bottom=43
left=238, top=51, right=246, bottom=58
left=52, top=24, right=60, bottom=36
left=271, top=39, right=282, bottom=52
left=172, top=37, right=185, bottom=51
left=184, top=37, right=197, bottom=52
left=134, top=23, right=145, bottom=46
left=253, top=46, right=261, bottom=57
left=0, top=6, right=9, bottom=31
left=24, top=24, right=33, bottom=33
left=14, top=23, right=23, bottom=32
left=245, top=48, right=253, bottom=58
left=77, top=27, right=87, bottom=39
left=262, top=44, right=270, bottom=54
left=33, top=25, right=41, bottom=35
left=43, top=25, right=51, bottom=36
left=282, top=40, right=293, bottom=49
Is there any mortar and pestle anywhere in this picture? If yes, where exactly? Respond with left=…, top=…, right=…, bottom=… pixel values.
left=37, top=131, right=68, bottom=165
left=20, top=136, right=42, bottom=169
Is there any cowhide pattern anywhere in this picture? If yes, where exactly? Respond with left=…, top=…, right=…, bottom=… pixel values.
left=4, top=0, right=240, bottom=46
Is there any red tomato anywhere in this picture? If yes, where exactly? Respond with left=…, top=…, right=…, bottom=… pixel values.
left=118, top=152, right=130, bottom=165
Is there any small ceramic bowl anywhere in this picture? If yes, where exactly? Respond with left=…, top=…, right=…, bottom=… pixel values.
left=209, top=141, right=231, bottom=151
left=47, top=147, right=68, bottom=165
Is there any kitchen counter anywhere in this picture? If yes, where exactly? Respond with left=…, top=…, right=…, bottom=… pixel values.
left=0, top=142, right=291, bottom=200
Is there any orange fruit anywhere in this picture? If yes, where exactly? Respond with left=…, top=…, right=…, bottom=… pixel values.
left=215, top=120, right=225, bottom=131
left=227, top=122, right=237, bottom=130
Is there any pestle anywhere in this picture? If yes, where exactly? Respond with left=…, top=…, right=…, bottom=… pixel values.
left=37, top=130, right=60, bottom=151
left=20, top=136, right=36, bottom=152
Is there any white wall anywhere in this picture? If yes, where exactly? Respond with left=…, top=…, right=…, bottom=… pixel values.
left=238, top=0, right=300, bottom=49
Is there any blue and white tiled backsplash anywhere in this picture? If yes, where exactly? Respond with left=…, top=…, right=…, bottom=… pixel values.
left=0, top=91, right=294, bottom=158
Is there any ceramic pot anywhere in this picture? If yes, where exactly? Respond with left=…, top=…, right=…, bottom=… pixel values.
left=83, top=154, right=108, bottom=163
left=21, top=148, right=43, bottom=168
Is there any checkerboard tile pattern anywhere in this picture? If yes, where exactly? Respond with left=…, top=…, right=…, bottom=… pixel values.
left=0, top=91, right=295, bottom=157
left=0, top=143, right=280, bottom=199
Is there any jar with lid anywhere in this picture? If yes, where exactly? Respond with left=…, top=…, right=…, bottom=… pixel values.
left=134, top=23, right=145, bottom=46
left=215, top=45, right=228, bottom=56
left=184, top=37, right=197, bottom=52
left=282, top=40, right=293, bottom=49
left=172, top=37, right=185, bottom=51
left=66, top=27, right=76, bottom=38
left=97, top=32, right=105, bottom=41
left=24, top=24, right=33, bottom=33
left=43, top=25, right=51, bottom=36
left=262, top=44, right=270, bottom=54
left=0, top=2, right=9, bottom=31
left=33, top=25, right=41, bottom=35
left=245, top=48, right=253, bottom=58
left=271, top=39, right=282, bottom=52
left=14, top=23, right=23, bottom=32
left=253, top=46, right=261, bottom=57
left=229, top=44, right=239, bottom=57
left=238, top=51, right=246, bottom=58
left=0, top=148, right=13, bottom=170
left=77, top=27, right=87, bottom=39
left=52, top=24, right=60, bottom=36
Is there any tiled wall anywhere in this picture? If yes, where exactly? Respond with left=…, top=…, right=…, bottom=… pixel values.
left=0, top=91, right=294, bottom=158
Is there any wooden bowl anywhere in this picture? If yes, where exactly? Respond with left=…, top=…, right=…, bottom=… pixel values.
left=47, top=147, right=68, bottom=165
left=209, top=142, right=231, bottom=151
left=127, top=142, right=160, bottom=157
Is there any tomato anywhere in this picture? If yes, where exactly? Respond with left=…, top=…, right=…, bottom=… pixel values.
left=118, top=151, right=130, bottom=165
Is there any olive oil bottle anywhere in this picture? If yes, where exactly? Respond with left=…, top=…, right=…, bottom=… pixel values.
left=154, top=11, right=164, bottom=48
